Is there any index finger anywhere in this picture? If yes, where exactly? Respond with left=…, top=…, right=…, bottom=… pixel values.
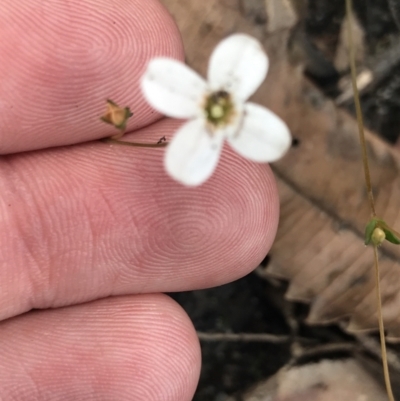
left=0, top=0, right=183, bottom=154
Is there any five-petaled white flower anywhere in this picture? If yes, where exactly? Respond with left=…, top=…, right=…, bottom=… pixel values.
left=141, top=33, right=291, bottom=186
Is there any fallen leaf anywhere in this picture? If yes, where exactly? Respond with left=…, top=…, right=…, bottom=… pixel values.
left=265, top=0, right=297, bottom=32
left=334, top=12, right=365, bottom=73
left=243, top=359, right=387, bottom=401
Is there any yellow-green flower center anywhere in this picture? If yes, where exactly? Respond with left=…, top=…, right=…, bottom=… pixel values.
left=204, top=90, right=234, bottom=127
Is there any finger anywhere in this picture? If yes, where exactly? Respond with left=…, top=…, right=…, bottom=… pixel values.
left=0, top=0, right=183, bottom=154
left=0, top=294, right=200, bottom=401
left=0, top=118, right=280, bottom=320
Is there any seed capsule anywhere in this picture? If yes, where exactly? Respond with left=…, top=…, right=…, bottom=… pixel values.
left=371, top=227, right=386, bottom=246
left=100, top=99, right=133, bottom=131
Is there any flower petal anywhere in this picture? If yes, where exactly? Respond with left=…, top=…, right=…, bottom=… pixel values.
left=141, top=58, right=207, bottom=118
left=165, top=119, right=224, bottom=186
left=228, top=102, right=291, bottom=162
left=208, top=34, right=268, bottom=102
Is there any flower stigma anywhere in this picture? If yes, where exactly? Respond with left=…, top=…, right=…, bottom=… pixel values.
left=204, top=90, right=235, bottom=129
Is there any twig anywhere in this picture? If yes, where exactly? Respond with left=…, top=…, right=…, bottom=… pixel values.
left=355, top=333, right=400, bottom=372
left=196, top=331, right=290, bottom=343
left=289, top=342, right=358, bottom=365
left=338, top=39, right=400, bottom=104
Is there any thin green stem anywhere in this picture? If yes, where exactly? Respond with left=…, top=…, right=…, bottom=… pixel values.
left=373, top=246, right=395, bottom=401
left=346, top=0, right=376, bottom=217
left=101, top=138, right=168, bottom=148
left=346, top=0, right=394, bottom=399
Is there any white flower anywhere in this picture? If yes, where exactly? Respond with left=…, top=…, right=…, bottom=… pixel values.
left=141, top=33, right=291, bottom=186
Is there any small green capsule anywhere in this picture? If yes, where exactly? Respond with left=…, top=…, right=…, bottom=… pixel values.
left=365, top=218, right=400, bottom=246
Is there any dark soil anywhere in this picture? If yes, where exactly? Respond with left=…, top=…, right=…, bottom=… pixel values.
left=170, top=265, right=358, bottom=400
left=304, top=0, right=400, bottom=143
left=170, top=271, right=291, bottom=401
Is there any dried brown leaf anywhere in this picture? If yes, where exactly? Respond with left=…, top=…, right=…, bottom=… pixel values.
left=243, top=359, right=387, bottom=401
left=334, top=12, right=365, bottom=73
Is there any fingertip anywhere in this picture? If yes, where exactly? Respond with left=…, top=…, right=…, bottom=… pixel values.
left=120, top=118, right=280, bottom=285
left=0, top=294, right=201, bottom=401
left=129, top=118, right=280, bottom=285
left=0, top=118, right=280, bottom=320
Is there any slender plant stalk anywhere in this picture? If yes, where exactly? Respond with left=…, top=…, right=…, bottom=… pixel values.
left=346, top=0, right=394, bottom=399
left=373, top=246, right=395, bottom=401
left=102, top=138, right=168, bottom=148
left=345, top=0, right=376, bottom=217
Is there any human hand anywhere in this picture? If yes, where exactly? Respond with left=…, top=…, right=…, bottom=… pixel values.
left=0, top=0, right=280, bottom=399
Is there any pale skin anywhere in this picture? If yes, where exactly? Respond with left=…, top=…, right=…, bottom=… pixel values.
left=0, top=0, right=280, bottom=400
